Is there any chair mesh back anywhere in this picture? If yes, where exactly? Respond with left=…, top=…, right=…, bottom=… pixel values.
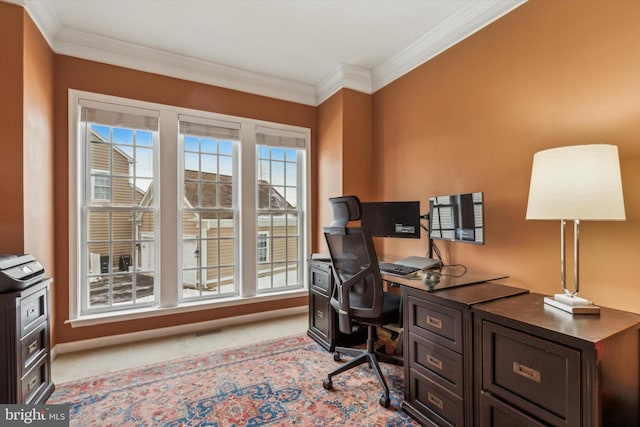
left=324, top=227, right=383, bottom=333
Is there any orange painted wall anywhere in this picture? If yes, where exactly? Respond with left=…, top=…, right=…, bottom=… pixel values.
left=23, top=8, right=56, bottom=341
left=371, top=1, right=640, bottom=313
left=0, top=2, right=25, bottom=253
left=52, top=56, right=315, bottom=344
left=315, top=89, right=374, bottom=253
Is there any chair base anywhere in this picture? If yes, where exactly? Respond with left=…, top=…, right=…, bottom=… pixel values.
left=323, top=324, right=402, bottom=408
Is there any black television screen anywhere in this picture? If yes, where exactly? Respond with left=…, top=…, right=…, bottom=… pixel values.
left=429, top=192, right=484, bottom=244
left=361, top=201, right=420, bottom=239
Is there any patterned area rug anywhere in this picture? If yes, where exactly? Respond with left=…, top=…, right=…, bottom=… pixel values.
left=49, top=334, right=419, bottom=426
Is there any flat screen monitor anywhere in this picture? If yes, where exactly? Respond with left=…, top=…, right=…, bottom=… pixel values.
left=361, top=201, right=420, bottom=239
left=429, top=192, right=484, bottom=244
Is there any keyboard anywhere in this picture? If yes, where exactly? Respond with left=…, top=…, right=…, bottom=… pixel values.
left=378, top=261, right=420, bottom=277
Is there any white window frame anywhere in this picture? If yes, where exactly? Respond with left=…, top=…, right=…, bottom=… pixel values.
left=68, top=89, right=310, bottom=326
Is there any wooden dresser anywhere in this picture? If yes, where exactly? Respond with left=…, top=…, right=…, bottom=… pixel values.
left=473, top=292, right=640, bottom=427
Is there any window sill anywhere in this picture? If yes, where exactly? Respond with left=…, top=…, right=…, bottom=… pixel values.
left=66, top=289, right=307, bottom=328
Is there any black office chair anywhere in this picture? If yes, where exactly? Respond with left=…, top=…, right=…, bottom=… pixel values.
left=321, top=196, right=402, bottom=408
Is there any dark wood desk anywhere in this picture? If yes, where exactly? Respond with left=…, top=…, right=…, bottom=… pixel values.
left=385, top=270, right=640, bottom=427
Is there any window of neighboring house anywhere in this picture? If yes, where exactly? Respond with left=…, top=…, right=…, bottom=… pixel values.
left=256, top=128, right=306, bottom=293
left=257, top=232, right=269, bottom=262
left=91, top=172, right=111, bottom=201
left=70, top=90, right=310, bottom=321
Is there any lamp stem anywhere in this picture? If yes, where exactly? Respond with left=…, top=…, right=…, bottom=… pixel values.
left=573, top=219, right=580, bottom=296
left=560, top=219, right=566, bottom=293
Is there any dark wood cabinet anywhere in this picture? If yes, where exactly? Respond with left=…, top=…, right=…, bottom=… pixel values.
left=307, top=259, right=366, bottom=351
left=402, top=282, right=527, bottom=426
left=0, top=279, right=55, bottom=404
left=474, top=292, right=640, bottom=427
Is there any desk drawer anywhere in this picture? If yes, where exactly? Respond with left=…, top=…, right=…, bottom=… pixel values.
left=20, top=320, right=48, bottom=372
left=309, top=292, right=330, bottom=339
left=21, top=354, right=49, bottom=405
left=409, top=332, right=463, bottom=397
left=480, top=391, right=547, bottom=427
left=408, top=295, right=462, bottom=353
left=310, top=266, right=332, bottom=296
left=20, top=287, right=47, bottom=336
left=481, top=321, right=580, bottom=426
left=409, top=368, right=463, bottom=427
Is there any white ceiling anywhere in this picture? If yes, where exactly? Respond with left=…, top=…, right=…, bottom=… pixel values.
left=18, top=0, right=525, bottom=105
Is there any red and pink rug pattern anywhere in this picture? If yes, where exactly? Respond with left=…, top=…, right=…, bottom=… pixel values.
left=50, top=334, right=419, bottom=426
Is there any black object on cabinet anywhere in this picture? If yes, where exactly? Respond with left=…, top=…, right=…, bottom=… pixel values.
left=473, top=292, right=640, bottom=427
left=307, top=259, right=366, bottom=351
left=0, top=278, right=55, bottom=404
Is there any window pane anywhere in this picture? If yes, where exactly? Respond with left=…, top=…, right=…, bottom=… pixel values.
left=179, top=119, right=238, bottom=302
left=256, top=142, right=304, bottom=294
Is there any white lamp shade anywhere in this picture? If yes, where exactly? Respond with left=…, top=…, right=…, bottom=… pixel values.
left=526, top=144, right=625, bottom=220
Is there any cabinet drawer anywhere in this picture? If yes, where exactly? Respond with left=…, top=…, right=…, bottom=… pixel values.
left=310, top=266, right=332, bottom=296
left=20, top=320, right=48, bottom=372
left=408, top=295, right=462, bottom=353
left=21, top=288, right=47, bottom=335
left=21, top=354, right=49, bottom=405
left=481, top=321, right=580, bottom=426
left=310, top=292, right=330, bottom=339
left=480, top=391, right=548, bottom=427
left=409, top=332, right=463, bottom=397
left=409, top=368, right=464, bottom=427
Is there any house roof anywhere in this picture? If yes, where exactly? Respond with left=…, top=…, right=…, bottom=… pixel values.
left=184, top=170, right=292, bottom=210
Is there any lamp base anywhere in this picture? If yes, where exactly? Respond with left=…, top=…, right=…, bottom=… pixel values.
left=544, top=294, right=600, bottom=314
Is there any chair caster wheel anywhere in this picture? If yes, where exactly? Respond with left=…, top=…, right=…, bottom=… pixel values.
left=323, top=378, right=333, bottom=390
left=380, top=395, right=391, bottom=408
left=333, top=352, right=341, bottom=362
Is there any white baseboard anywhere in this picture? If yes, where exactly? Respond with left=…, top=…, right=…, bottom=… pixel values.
left=51, top=305, right=308, bottom=359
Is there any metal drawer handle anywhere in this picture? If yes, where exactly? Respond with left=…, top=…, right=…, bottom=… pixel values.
left=28, top=377, right=38, bottom=391
left=427, top=392, right=444, bottom=410
left=513, top=361, right=541, bottom=383
left=28, top=340, right=39, bottom=354
left=316, top=310, right=324, bottom=319
left=426, top=354, right=443, bottom=370
left=426, top=315, right=443, bottom=329
left=27, top=306, right=36, bottom=318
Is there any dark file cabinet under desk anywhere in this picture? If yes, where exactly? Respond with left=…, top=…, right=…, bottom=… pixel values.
left=307, top=259, right=366, bottom=351
left=473, top=292, right=640, bottom=427
left=0, top=278, right=55, bottom=404
left=402, top=282, right=527, bottom=426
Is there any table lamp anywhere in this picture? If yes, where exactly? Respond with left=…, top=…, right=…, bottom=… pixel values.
left=526, top=144, right=625, bottom=314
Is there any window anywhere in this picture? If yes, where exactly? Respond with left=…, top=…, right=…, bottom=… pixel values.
left=69, top=90, right=309, bottom=321
left=91, top=172, right=111, bottom=201
left=179, top=116, right=239, bottom=300
left=79, top=101, right=158, bottom=314
left=256, top=128, right=306, bottom=292
left=257, top=232, right=269, bottom=263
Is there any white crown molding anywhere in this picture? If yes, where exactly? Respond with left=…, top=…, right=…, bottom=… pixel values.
left=21, top=0, right=525, bottom=107
left=53, top=27, right=317, bottom=106
left=315, top=63, right=372, bottom=105
left=371, top=0, right=527, bottom=92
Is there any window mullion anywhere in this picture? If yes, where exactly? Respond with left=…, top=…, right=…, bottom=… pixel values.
left=241, top=124, right=257, bottom=297
left=159, top=109, right=179, bottom=307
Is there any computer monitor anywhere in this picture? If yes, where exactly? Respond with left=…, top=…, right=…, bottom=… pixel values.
left=429, top=192, right=484, bottom=244
left=361, top=201, right=420, bottom=239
